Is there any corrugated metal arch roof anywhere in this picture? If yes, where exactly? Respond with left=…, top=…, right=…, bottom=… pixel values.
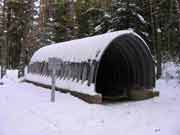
left=27, top=30, right=156, bottom=96
left=30, top=30, right=150, bottom=63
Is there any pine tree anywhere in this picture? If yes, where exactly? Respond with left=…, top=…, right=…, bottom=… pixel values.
left=94, top=0, right=149, bottom=38
left=0, top=0, right=8, bottom=78
left=0, top=0, right=38, bottom=77
left=76, top=0, right=110, bottom=37
left=18, top=0, right=38, bottom=77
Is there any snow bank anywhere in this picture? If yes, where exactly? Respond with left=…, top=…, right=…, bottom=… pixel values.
left=1, top=69, right=18, bottom=83
left=0, top=62, right=180, bottom=135
left=162, top=62, right=180, bottom=80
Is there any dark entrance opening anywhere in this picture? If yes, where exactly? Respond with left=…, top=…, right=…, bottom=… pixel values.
left=95, top=34, right=155, bottom=97
left=96, top=42, right=132, bottom=97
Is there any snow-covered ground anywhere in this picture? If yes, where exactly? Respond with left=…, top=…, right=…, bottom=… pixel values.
left=0, top=63, right=180, bottom=135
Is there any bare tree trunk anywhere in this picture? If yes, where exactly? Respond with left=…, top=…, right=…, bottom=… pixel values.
left=18, top=0, right=34, bottom=78
left=167, top=0, right=173, bottom=51
left=156, top=27, right=162, bottom=79
left=1, top=0, right=8, bottom=78
left=96, top=0, right=112, bottom=10
left=149, top=0, right=156, bottom=54
left=175, top=0, right=180, bottom=30
left=65, top=0, right=78, bottom=40
left=39, top=0, right=47, bottom=33
left=148, top=0, right=162, bottom=79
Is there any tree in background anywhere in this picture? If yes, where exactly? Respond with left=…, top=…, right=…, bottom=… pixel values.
left=94, top=0, right=149, bottom=37
left=39, top=0, right=60, bottom=45
left=93, top=0, right=180, bottom=79
left=0, top=0, right=38, bottom=77
left=77, top=0, right=105, bottom=37
left=51, top=0, right=112, bottom=41
left=0, top=0, right=180, bottom=79
left=0, top=0, right=8, bottom=78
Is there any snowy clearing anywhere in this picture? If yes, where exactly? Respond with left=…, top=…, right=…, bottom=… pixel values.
left=0, top=63, right=180, bottom=135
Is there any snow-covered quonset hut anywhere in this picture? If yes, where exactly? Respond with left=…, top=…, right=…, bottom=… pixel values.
left=25, top=30, right=156, bottom=102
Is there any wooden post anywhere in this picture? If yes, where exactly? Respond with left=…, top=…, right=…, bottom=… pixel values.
left=51, top=68, right=56, bottom=102
left=48, top=57, right=62, bottom=102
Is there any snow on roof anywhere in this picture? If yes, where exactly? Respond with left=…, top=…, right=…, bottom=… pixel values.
left=137, top=13, right=146, bottom=24
left=30, top=30, right=136, bottom=63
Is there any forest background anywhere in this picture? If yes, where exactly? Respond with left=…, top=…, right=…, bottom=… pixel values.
left=0, top=0, right=180, bottom=78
